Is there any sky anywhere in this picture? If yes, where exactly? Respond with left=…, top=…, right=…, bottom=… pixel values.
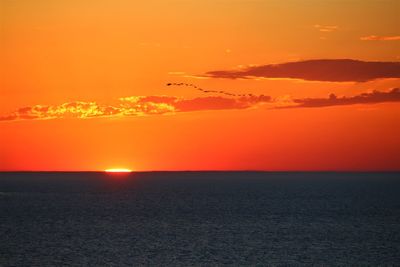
left=1, top=0, right=399, bottom=171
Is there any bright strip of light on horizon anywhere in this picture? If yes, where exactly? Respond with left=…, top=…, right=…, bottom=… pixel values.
left=104, top=168, right=132, bottom=173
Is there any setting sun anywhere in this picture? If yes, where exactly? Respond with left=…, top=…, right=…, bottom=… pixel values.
left=104, top=168, right=132, bottom=173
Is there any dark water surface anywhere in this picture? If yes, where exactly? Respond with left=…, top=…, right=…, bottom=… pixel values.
left=1, top=172, right=400, bottom=266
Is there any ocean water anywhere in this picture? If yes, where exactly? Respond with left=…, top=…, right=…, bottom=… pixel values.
left=1, top=172, right=400, bottom=266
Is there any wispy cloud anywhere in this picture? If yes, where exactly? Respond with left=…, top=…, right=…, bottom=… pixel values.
left=285, top=88, right=400, bottom=109
left=314, top=24, right=338, bottom=32
left=360, top=35, right=400, bottom=41
left=0, top=95, right=271, bottom=122
left=206, top=59, right=400, bottom=82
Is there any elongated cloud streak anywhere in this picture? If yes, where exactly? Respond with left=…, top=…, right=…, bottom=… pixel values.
left=314, top=24, right=338, bottom=32
left=2, top=88, right=398, bottom=121
left=286, top=88, right=400, bottom=108
left=0, top=95, right=271, bottom=122
left=360, top=35, right=400, bottom=41
left=206, top=59, right=400, bottom=82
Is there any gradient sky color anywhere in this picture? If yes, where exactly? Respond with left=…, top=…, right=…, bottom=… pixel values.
left=1, top=0, right=399, bottom=171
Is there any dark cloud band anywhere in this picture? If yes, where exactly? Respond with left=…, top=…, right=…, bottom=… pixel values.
left=206, top=59, right=400, bottom=82
left=286, top=88, right=400, bottom=108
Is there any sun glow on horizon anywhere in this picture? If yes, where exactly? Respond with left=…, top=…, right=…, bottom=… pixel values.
left=104, top=168, right=133, bottom=173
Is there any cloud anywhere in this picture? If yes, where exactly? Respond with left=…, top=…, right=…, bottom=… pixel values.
left=314, top=24, right=338, bottom=32
left=0, top=95, right=271, bottom=122
left=285, top=88, right=400, bottom=109
left=205, top=59, right=400, bottom=82
left=175, top=95, right=271, bottom=112
left=3, top=74, right=399, bottom=123
left=360, top=35, right=400, bottom=41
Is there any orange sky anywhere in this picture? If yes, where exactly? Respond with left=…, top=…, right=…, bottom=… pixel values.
left=1, top=0, right=399, bottom=171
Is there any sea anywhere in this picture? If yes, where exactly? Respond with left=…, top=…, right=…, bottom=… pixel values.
left=1, top=172, right=400, bottom=266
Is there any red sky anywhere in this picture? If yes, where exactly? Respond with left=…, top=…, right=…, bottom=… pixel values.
left=1, top=0, right=399, bottom=171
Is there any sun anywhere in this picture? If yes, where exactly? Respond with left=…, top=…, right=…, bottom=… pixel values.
left=104, top=168, right=133, bottom=173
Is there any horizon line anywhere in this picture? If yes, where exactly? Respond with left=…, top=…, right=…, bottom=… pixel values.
left=1, top=170, right=399, bottom=173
